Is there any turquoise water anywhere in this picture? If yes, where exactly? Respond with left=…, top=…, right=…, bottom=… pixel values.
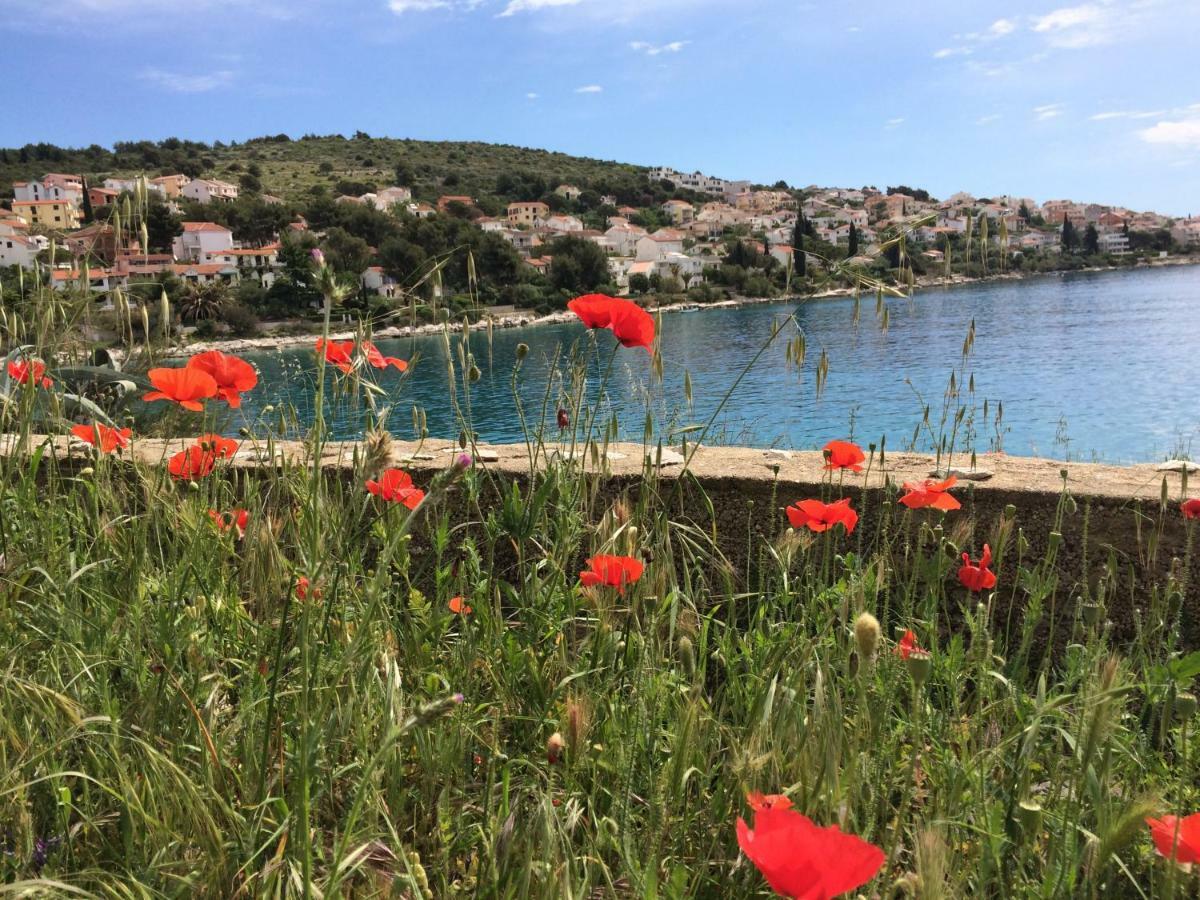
left=234, top=265, right=1200, bottom=463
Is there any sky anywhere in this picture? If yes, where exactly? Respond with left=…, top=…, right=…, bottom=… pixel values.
left=3, top=0, right=1198, bottom=215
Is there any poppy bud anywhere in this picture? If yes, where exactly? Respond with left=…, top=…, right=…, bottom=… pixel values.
left=1167, top=590, right=1183, bottom=618
left=1048, top=531, right=1063, bottom=552
left=79, top=466, right=94, bottom=477
left=546, top=731, right=565, bottom=764
left=239, top=427, right=250, bottom=437
left=188, top=481, right=200, bottom=491
left=1016, top=800, right=1043, bottom=836
left=906, top=649, right=932, bottom=687
left=458, top=430, right=468, bottom=450
left=1176, top=692, right=1198, bottom=722
left=853, top=612, right=881, bottom=665
left=468, top=364, right=481, bottom=383
left=516, top=342, right=529, bottom=360
left=1004, top=503, right=1017, bottom=520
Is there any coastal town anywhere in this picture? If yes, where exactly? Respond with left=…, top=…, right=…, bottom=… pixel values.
left=2, top=140, right=1198, bottom=338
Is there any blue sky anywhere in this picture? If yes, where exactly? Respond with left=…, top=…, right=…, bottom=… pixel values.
left=4, top=0, right=1198, bottom=214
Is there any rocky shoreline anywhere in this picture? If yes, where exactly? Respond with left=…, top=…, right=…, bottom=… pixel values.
left=178, top=256, right=1199, bottom=357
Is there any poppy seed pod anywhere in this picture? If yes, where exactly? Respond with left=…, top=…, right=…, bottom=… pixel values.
left=546, top=732, right=565, bottom=765
left=853, top=612, right=881, bottom=664
left=1176, top=692, right=1198, bottom=722
left=1017, top=800, right=1043, bottom=836
left=1081, top=601, right=1103, bottom=626
left=906, top=649, right=932, bottom=686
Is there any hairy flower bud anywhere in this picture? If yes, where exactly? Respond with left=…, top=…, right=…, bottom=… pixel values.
left=853, top=612, right=881, bottom=665
left=546, top=731, right=565, bottom=765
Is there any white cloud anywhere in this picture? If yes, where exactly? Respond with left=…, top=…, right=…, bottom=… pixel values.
left=885, top=117, right=905, bottom=129
left=498, top=0, right=583, bottom=16
left=1030, top=4, right=1114, bottom=47
left=1139, top=118, right=1200, bottom=149
left=1033, top=103, right=1065, bottom=120
left=138, top=67, right=234, bottom=93
left=575, top=84, right=603, bottom=93
left=933, top=46, right=972, bottom=58
left=976, top=113, right=1002, bottom=125
left=629, top=39, right=688, bottom=55
left=525, top=92, right=539, bottom=99
left=987, top=17, right=1017, bottom=37
left=1090, top=108, right=1167, bottom=120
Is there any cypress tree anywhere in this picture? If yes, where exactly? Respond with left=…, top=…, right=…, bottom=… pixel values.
left=792, top=214, right=806, bottom=277
left=1061, top=214, right=1079, bottom=251
left=848, top=222, right=859, bottom=257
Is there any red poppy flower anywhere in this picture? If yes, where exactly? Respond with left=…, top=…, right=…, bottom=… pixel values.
left=557, top=407, right=570, bottom=430
left=785, top=498, right=858, bottom=535
left=144, top=367, right=218, bottom=411
left=316, top=338, right=355, bottom=374
left=958, top=544, right=997, bottom=592
left=295, top=576, right=323, bottom=601
left=168, top=445, right=217, bottom=480
left=1146, top=812, right=1200, bottom=865
left=71, top=423, right=131, bottom=454
left=186, top=351, right=258, bottom=408
left=894, top=629, right=925, bottom=660
left=579, top=555, right=644, bottom=594
left=362, top=341, right=408, bottom=372
left=8, top=359, right=52, bottom=388
left=209, top=508, right=249, bottom=538
left=736, top=804, right=885, bottom=900
left=365, top=468, right=426, bottom=509
left=747, top=792, right=794, bottom=812
left=822, top=440, right=865, bottom=472
left=448, top=596, right=473, bottom=615
left=196, top=433, right=240, bottom=458
left=567, top=293, right=618, bottom=329
left=608, top=301, right=656, bottom=352
left=898, top=476, right=961, bottom=511
left=1182, top=499, right=1200, bottom=520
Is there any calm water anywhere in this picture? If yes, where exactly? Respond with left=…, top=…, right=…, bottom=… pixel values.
left=234, top=266, right=1200, bottom=463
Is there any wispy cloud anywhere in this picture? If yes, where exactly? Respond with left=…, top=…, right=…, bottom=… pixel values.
left=575, top=84, right=603, bottom=93
left=498, top=0, right=583, bottom=16
left=525, top=92, right=539, bottom=99
left=629, top=39, right=688, bottom=55
left=933, top=46, right=972, bottom=58
left=388, top=0, right=452, bottom=11
left=1090, top=108, right=1166, bottom=120
left=987, top=17, right=1017, bottom=37
left=1033, top=103, right=1065, bottom=120
left=138, top=67, right=234, bottom=93
left=885, top=117, right=905, bottom=129
left=1030, top=4, right=1115, bottom=48
left=1139, top=117, right=1200, bottom=149
left=976, top=113, right=1002, bottom=125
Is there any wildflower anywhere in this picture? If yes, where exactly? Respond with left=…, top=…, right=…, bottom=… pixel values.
left=1182, top=498, right=1200, bottom=519
left=365, top=468, right=426, bottom=509
left=209, top=508, right=249, bottom=538
left=1145, top=813, right=1200, bottom=865
left=579, top=554, right=644, bottom=595
left=557, top=407, right=570, bottom=430
left=311, top=248, right=325, bottom=267
left=895, top=629, right=924, bottom=660
left=823, top=440, right=865, bottom=472
left=448, top=596, right=473, bottom=615
left=316, top=338, right=355, bottom=374
left=186, top=350, right=258, bottom=408
left=958, top=545, right=997, bottom=592
left=295, top=576, right=322, bottom=600
left=144, top=367, right=218, bottom=411
left=547, top=731, right=566, bottom=764
left=567, top=293, right=618, bottom=329
left=736, top=800, right=885, bottom=899
left=167, top=434, right=238, bottom=481
left=8, top=359, right=52, bottom=388
left=71, top=422, right=131, bottom=454
left=785, top=498, right=858, bottom=535
left=362, top=341, right=408, bottom=372
left=898, top=476, right=961, bottom=512
left=747, top=792, right=793, bottom=811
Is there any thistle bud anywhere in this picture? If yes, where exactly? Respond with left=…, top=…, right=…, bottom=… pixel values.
left=1176, top=692, right=1198, bottom=722
left=310, top=248, right=325, bottom=268
left=546, top=731, right=565, bottom=765
left=1016, top=800, right=1043, bottom=836
left=853, top=612, right=881, bottom=665
left=906, top=649, right=932, bottom=687
left=678, top=636, right=696, bottom=681
left=516, top=342, right=529, bottom=360
left=454, top=453, right=473, bottom=471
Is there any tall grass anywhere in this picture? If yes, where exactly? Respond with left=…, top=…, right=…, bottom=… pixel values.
left=0, top=287, right=1197, bottom=899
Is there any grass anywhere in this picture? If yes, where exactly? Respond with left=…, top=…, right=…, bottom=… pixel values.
left=0, top=281, right=1198, bottom=899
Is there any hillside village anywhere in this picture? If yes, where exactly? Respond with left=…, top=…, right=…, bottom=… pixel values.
left=2, top=137, right=1198, bottom=337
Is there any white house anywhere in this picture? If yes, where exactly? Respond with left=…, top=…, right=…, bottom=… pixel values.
left=660, top=199, right=695, bottom=225
left=555, top=184, right=582, bottom=201
left=636, top=228, right=686, bottom=261
left=0, top=232, right=38, bottom=269
left=604, top=224, right=647, bottom=256
left=173, top=222, right=235, bottom=261
left=181, top=178, right=239, bottom=204
left=1098, top=231, right=1129, bottom=254
left=13, top=174, right=84, bottom=207
left=362, top=266, right=402, bottom=298
left=541, top=214, right=584, bottom=233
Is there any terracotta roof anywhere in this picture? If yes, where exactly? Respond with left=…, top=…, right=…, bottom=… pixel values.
left=182, top=222, right=232, bottom=233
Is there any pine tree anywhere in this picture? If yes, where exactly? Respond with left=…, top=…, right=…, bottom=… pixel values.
left=847, top=222, right=859, bottom=257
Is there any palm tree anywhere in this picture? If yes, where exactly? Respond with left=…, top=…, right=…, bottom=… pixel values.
left=178, top=281, right=230, bottom=322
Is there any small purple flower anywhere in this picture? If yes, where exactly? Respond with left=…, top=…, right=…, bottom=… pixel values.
left=452, top=692, right=465, bottom=704
left=31, top=835, right=61, bottom=872
left=310, top=248, right=326, bottom=267
left=455, top=453, right=473, bottom=470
